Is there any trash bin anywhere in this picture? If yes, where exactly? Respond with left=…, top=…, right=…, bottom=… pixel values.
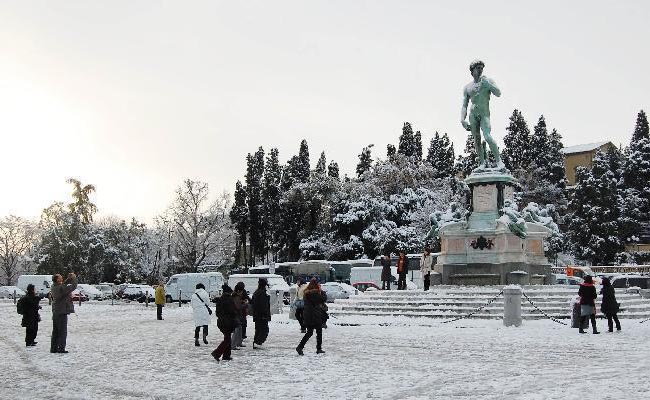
left=268, top=289, right=283, bottom=315
left=571, top=301, right=589, bottom=329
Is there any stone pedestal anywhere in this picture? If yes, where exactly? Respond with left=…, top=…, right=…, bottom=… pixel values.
left=434, top=169, right=552, bottom=285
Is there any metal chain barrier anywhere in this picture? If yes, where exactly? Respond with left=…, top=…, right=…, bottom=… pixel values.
left=521, top=291, right=568, bottom=326
left=438, top=290, right=504, bottom=324
left=638, top=316, right=650, bottom=324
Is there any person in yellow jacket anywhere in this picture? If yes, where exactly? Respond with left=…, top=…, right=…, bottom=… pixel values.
left=155, top=280, right=166, bottom=320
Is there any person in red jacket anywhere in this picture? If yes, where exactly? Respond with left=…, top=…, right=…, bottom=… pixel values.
left=396, top=251, right=407, bottom=290
left=578, top=275, right=600, bottom=334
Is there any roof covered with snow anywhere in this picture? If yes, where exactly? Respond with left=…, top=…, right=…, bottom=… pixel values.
left=561, top=141, right=612, bottom=155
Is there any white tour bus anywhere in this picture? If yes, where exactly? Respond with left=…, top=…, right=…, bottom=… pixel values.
left=16, top=274, right=53, bottom=298
left=165, top=272, right=225, bottom=303
left=227, top=273, right=291, bottom=303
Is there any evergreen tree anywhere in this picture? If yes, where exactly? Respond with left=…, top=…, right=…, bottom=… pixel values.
left=426, top=131, right=455, bottom=178
left=567, top=152, right=623, bottom=265
left=296, top=139, right=310, bottom=183
left=414, top=131, right=423, bottom=161
left=529, top=115, right=550, bottom=164
left=315, top=151, right=327, bottom=174
left=356, top=144, right=374, bottom=179
left=631, top=110, right=649, bottom=145
left=327, top=161, right=340, bottom=180
left=398, top=122, right=417, bottom=158
left=262, top=148, right=282, bottom=262
left=501, top=109, right=531, bottom=171
left=386, top=144, right=396, bottom=159
left=245, top=148, right=265, bottom=264
left=546, top=128, right=566, bottom=186
left=229, top=180, right=248, bottom=265
left=456, top=131, right=478, bottom=177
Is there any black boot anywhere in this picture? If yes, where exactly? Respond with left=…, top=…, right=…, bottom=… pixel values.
left=203, top=335, right=208, bottom=345
left=195, top=338, right=200, bottom=347
left=296, top=346, right=304, bottom=356
left=316, top=349, right=325, bottom=354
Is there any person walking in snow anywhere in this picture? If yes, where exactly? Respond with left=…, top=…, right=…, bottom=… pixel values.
left=20, top=284, right=42, bottom=347
left=295, top=278, right=306, bottom=332
left=380, top=253, right=392, bottom=290
left=600, top=277, right=621, bottom=332
left=578, top=275, right=600, bottom=334
left=212, top=284, right=237, bottom=361
left=396, top=251, right=407, bottom=290
left=251, top=278, right=271, bottom=349
left=231, top=282, right=249, bottom=349
left=296, top=278, right=328, bottom=355
left=50, top=272, right=77, bottom=354
left=155, top=280, right=166, bottom=321
left=420, top=247, right=433, bottom=291
left=191, top=283, right=212, bottom=346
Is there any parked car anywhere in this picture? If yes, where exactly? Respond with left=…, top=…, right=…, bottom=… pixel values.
left=610, top=275, right=650, bottom=293
left=0, top=286, right=26, bottom=299
left=323, top=282, right=359, bottom=296
left=553, top=274, right=584, bottom=285
left=121, top=284, right=155, bottom=302
left=77, top=284, right=103, bottom=300
left=321, top=282, right=355, bottom=302
left=95, top=283, right=115, bottom=299
left=71, top=290, right=89, bottom=302
left=352, top=282, right=380, bottom=292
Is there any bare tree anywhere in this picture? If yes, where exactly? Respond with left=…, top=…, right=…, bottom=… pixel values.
left=0, top=216, right=38, bottom=285
left=162, top=179, right=234, bottom=272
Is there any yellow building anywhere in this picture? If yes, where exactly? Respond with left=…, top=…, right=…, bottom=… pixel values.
left=562, top=141, right=616, bottom=186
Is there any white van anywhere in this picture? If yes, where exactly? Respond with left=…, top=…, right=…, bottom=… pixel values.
left=165, top=272, right=225, bottom=303
left=350, top=267, right=417, bottom=290
left=16, top=275, right=53, bottom=298
left=227, top=273, right=291, bottom=301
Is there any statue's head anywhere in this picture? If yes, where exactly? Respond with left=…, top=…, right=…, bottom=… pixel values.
left=469, top=60, right=485, bottom=79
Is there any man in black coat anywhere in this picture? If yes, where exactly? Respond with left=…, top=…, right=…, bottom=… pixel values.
left=211, top=284, right=237, bottom=361
left=20, top=284, right=42, bottom=346
left=251, top=278, right=271, bottom=349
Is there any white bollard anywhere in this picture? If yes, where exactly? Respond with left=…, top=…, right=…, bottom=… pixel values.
left=503, top=285, right=522, bottom=327
left=288, top=286, right=297, bottom=320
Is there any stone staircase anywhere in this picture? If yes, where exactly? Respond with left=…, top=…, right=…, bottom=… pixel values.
left=328, top=286, right=650, bottom=320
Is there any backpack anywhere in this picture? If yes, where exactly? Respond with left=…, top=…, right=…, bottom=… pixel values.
left=16, top=297, right=26, bottom=315
left=213, top=297, right=226, bottom=319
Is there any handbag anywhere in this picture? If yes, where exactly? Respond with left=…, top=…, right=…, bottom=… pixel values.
left=194, top=292, right=213, bottom=315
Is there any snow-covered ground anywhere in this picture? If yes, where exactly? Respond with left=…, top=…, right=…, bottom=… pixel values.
left=1, top=299, right=650, bottom=400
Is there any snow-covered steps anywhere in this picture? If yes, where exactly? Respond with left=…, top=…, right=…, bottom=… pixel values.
left=328, top=286, right=650, bottom=321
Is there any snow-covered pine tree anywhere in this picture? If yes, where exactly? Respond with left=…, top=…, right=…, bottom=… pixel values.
left=455, top=131, right=478, bottom=177
left=426, top=131, right=455, bottom=179
left=230, top=180, right=248, bottom=265
left=567, top=152, right=624, bottom=265
left=262, top=148, right=282, bottom=262
left=245, top=148, right=265, bottom=264
left=327, top=161, right=340, bottom=180
left=356, top=144, right=374, bottom=179
left=414, top=131, right=423, bottom=161
left=501, top=109, right=531, bottom=171
left=398, top=122, right=417, bottom=158
left=529, top=115, right=550, bottom=166
left=386, top=144, right=396, bottom=159
left=621, top=110, right=650, bottom=249
left=631, top=110, right=649, bottom=145
left=315, top=151, right=327, bottom=175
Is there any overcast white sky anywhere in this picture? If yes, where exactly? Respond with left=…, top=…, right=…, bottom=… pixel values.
left=1, top=1, right=648, bottom=223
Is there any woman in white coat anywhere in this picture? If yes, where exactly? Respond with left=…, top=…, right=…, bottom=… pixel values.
left=191, top=283, right=212, bottom=346
left=420, top=247, right=433, bottom=291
